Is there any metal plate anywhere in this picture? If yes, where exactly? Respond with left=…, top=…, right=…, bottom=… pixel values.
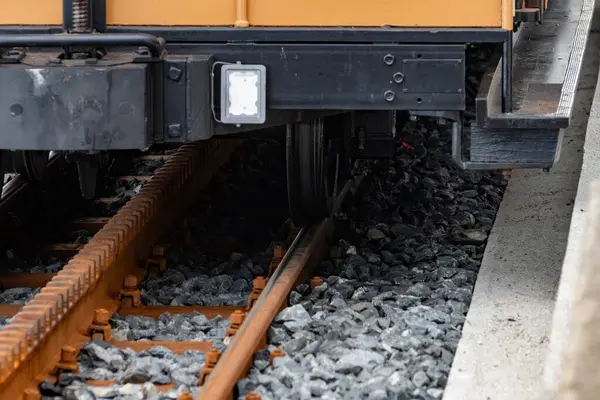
left=470, top=126, right=561, bottom=164
left=0, top=61, right=150, bottom=150
left=170, top=43, right=466, bottom=110
left=163, top=55, right=213, bottom=142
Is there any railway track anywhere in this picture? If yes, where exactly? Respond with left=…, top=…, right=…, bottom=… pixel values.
left=0, top=140, right=241, bottom=398
left=0, top=91, right=508, bottom=400
left=0, top=137, right=365, bottom=400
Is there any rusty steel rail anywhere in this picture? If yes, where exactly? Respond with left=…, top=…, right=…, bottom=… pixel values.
left=0, top=140, right=241, bottom=399
left=198, top=177, right=361, bottom=400
left=552, top=181, right=600, bottom=400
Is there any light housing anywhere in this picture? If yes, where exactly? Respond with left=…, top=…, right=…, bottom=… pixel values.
left=220, top=64, right=267, bottom=124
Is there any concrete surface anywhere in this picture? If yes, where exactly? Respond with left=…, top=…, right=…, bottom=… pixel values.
left=543, top=31, right=600, bottom=400
left=442, top=27, right=600, bottom=400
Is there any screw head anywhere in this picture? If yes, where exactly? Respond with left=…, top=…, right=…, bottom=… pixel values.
left=168, top=124, right=182, bottom=138
left=383, top=54, right=395, bottom=66
left=393, top=72, right=404, bottom=84
left=384, top=90, right=395, bottom=102
left=168, top=66, right=183, bottom=81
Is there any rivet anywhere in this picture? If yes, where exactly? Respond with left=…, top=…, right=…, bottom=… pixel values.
left=393, top=72, right=404, bottom=84
left=9, top=103, right=23, bottom=117
left=168, top=66, right=183, bottom=81
left=383, top=54, right=395, bottom=66
left=384, top=90, right=395, bottom=102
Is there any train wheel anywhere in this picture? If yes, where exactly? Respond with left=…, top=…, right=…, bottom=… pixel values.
left=12, top=150, right=50, bottom=182
left=286, top=117, right=349, bottom=225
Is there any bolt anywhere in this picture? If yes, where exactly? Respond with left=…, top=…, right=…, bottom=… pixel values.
left=124, top=275, right=138, bottom=290
left=168, top=66, right=183, bottom=81
left=136, top=47, right=150, bottom=57
left=61, top=346, right=77, bottom=363
left=120, top=275, right=141, bottom=308
left=90, top=308, right=112, bottom=341
left=273, top=246, right=285, bottom=258
left=23, top=388, right=40, bottom=400
left=168, top=124, right=182, bottom=138
left=384, top=90, right=395, bottom=102
left=231, top=310, right=245, bottom=325
left=393, top=72, right=404, bottom=84
left=93, top=308, right=110, bottom=325
left=269, top=348, right=285, bottom=365
left=247, top=276, right=267, bottom=310
left=310, top=277, right=324, bottom=289
left=458, top=89, right=463, bottom=93
left=383, top=54, right=395, bottom=66
left=54, top=345, right=79, bottom=374
left=9, top=103, right=23, bottom=117
left=199, top=348, right=222, bottom=385
left=253, top=276, right=266, bottom=290
left=206, top=348, right=221, bottom=364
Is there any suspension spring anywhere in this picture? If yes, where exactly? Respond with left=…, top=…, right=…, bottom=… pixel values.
left=72, top=0, right=90, bottom=33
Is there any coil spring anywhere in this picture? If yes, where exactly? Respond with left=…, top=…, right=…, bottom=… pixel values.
left=72, top=0, right=90, bottom=33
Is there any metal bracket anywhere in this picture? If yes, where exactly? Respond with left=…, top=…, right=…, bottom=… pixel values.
left=0, top=47, right=25, bottom=64
left=452, top=118, right=556, bottom=170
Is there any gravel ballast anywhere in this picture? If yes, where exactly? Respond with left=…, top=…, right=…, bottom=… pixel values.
left=110, top=312, right=231, bottom=343
left=139, top=139, right=288, bottom=307
left=236, top=119, right=508, bottom=400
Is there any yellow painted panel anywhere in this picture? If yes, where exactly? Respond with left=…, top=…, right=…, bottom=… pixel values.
left=0, top=0, right=63, bottom=25
left=249, top=0, right=503, bottom=27
left=0, top=0, right=506, bottom=28
left=106, top=0, right=235, bottom=26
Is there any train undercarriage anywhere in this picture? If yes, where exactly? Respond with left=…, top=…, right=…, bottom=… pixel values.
left=0, top=0, right=593, bottom=224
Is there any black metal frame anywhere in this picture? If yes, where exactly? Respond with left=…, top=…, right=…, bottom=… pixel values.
left=0, top=25, right=508, bottom=44
left=0, top=0, right=589, bottom=174
left=0, top=33, right=164, bottom=57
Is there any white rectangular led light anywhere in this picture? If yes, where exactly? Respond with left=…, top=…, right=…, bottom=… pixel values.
left=220, top=64, right=267, bottom=124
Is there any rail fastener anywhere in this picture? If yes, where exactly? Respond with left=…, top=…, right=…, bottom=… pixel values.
left=246, top=276, right=267, bottom=310
left=88, top=308, right=112, bottom=341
